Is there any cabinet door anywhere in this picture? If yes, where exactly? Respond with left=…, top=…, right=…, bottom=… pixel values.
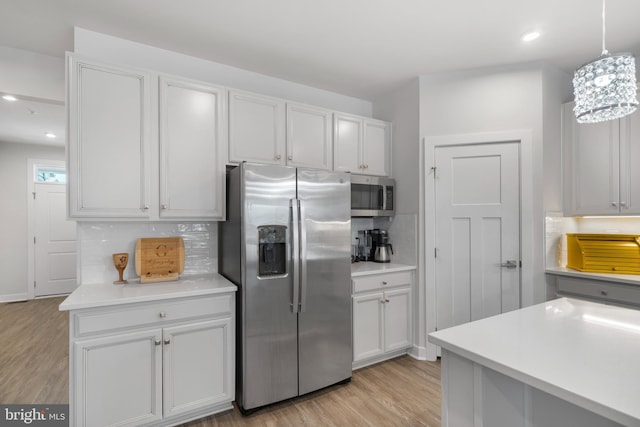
left=384, top=287, right=412, bottom=352
left=74, top=329, right=162, bottom=427
left=159, top=77, right=226, bottom=219
left=228, top=90, right=285, bottom=165
left=352, top=292, right=384, bottom=362
left=67, top=55, right=152, bottom=218
left=333, top=113, right=363, bottom=173
left=620, top=111, right=640, bottom=214
left=363, top=119, right=391, bottom=176
left=286, top=103, right=332, bottom=170
left=162, top=318, right=233, bottom=419
left=563, top=103, right=620, bottom=215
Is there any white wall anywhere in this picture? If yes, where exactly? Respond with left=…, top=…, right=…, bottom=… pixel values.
left=0, top=46, right=65, bottom=102
left=0, top=141, right=65, bottom=301
left=369, top=62, right=568, bottom=360
left=74, top=28, right=372, bottom=116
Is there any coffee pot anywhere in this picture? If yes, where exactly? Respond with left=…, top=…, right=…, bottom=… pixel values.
left=374, top=242, right=393, bottom=263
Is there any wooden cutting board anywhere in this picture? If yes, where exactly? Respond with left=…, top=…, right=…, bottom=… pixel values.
left=135, top=237, right=185, bottom=283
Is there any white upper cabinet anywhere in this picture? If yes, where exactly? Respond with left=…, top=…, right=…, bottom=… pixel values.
left=159, top=77, right=226, bottom=220
left=67, top=55, right=152, bottom=218
left=67, top=55, right=226, bottom=220
left=228, top=90, right=286, bottom=165
left=228, top=92, right=333, bottom=171
left=334, top=113, right=391, bottom=176
left=286, top=103, right=332, bottom=170
left=563, top=102, right=640, bottom=215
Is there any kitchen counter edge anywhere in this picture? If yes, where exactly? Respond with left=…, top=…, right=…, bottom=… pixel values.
left=546, top=266, right=640, bottom=286
left=351, top=262, right=416, bottom=277
left=59, top=274, right=237, bottom=311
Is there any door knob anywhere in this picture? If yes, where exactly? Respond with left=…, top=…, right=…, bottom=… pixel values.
left=500, top=260, right=518, bottom=269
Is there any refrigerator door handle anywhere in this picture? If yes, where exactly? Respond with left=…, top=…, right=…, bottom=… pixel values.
left=291, top=198, right=300, bottom=313
left=299, top=199, right=308, bottom=313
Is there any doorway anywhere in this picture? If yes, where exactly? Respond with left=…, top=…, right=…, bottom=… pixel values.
left=423, top=130, right=535, bottom=361
left=434, top=142, right=520, bottom=331
left=27, top=160, right=77, bottom=298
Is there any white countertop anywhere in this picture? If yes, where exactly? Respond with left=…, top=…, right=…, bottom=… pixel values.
left=350, top=262, right=416, bottom=277
left=59, top=274, right=237, bottom=311
left=428, top=298, right=640, bottom=426
left=546, top=266, right=640, bottom=286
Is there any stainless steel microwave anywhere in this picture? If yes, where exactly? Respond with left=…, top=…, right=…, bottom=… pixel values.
left=350, top=174, right=395, bottom=217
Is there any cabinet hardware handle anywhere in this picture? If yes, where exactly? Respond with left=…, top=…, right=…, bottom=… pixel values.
left=288, top=155, right=293, bottom=161
left=601, top=290, right=608, bottom=296
left=380, top=299, right=386, bottom=304
left=276, top=154, right=281, bottom=160
left=161, top=204, right=167, bottom=210
left=142, top=205, right=149, bottom=210
left=382, top=281, right=388, bottom=285
left=365, top=164, right=369, bottom=169
left=164, top=338, right=171, bottom=345
left=385, top=298, right=390, bottom=303
left=154, top=339, right=161, bottom=346
left=621, top=202, right=627, bottom=207
left=159, top=311, right=167, bottom=318
left=611, top=202, right=618, bottom=207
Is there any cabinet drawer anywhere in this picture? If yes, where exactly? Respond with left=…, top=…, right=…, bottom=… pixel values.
left=557, top=277, right=640, bottom=307
left=353, top=271, right=411, bottom=293
left=74, top=294, right=233, bottom=337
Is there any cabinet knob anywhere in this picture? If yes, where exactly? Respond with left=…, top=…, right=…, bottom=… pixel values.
left=154, top=339, right=161, bottom=346
left=142, top=205, right=149, bottom=210
left=276, top=154, right=282, bottom=160
left=161, top=204, right=167, bottom=210
left=164, top=338, right=171, bottom=345
left=288, top=155, right=293, bottom=161
left=621, top=202, right=627, bottom=207
left=382, top=281, right=388, bottom=285
left=601, top=290, right=608, bottom=296
left=159, top=311, right=167, bottom=318
left=380, top=298, right=386, bottom=304
left=364, top=164, right=369, bottom=169
left=385, top=298, right=390, bottom=303
left=611, top=202, right=618, bottom=207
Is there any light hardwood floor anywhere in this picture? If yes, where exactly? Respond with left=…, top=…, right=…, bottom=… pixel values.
left=0, top=297, right=441, bottom=426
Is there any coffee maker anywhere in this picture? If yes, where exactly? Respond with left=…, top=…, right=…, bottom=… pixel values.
left=371, top=229, right=393, bottom=263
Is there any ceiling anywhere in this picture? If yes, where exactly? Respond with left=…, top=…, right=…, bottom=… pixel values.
left=0, top=97, right=65, bottom=147
left=1, top=0, right=639, bottom=145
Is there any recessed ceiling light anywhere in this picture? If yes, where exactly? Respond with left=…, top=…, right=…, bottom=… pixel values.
left=521, top=31, right=541, bottom=42
left=45, top=132, right=57, bottom=139
left=2, top=95, right=17, bottom=101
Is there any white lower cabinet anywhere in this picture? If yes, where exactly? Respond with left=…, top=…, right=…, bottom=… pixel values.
left=352, top=271, right=413, bottom=368
left=69, top=294, right=234, bottom=427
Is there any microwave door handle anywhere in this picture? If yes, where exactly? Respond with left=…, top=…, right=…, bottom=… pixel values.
left=382, top=185, right=387, bottom=211
left=299, top=199, right=308, bottom=313
left=290, top=198, right=300, bottom=313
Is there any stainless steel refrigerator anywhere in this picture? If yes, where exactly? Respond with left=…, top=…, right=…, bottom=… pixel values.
left=219, top=162, right=352, bottom=413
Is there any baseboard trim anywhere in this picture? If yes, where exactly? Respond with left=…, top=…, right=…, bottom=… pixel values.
left=0, top=293, right=28, bottom=303
left=408, top=345, right=428, bottom=360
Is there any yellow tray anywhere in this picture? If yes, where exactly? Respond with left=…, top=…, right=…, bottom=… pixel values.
left=567, top=233, right=640, bottom=274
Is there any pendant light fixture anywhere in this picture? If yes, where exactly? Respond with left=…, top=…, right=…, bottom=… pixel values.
left=573, top=0, right=638, bottom=123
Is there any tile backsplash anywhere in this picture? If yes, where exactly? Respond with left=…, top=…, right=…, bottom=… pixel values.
left=77, top=222, right=217, bottom=284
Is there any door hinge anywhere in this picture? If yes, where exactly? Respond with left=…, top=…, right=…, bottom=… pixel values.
left=519, top=260, right=522, bottom=268
left=434, top=248, right=437, bottom=258
left=34, top=236, right=36, bottom=244
left=32, top=192, right=36, bottom=200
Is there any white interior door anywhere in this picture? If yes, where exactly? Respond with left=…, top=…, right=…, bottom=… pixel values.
left=435, top=142, right=520, bottom=331
left=34, top=183, right=77, bottom=296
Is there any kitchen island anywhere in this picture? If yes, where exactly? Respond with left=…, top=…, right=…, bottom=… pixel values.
left=428, top=297, right=640, bottom=427
left=60, top=274, right=236, bottom=427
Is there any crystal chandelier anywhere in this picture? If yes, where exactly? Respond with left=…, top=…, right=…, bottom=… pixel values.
left=573, top=0, right=638, bottom=123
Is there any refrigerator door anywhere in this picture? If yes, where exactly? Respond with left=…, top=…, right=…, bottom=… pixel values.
left=296, top=169, right=352, bottom=395
left=240, top=163, right=299, bottom=410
